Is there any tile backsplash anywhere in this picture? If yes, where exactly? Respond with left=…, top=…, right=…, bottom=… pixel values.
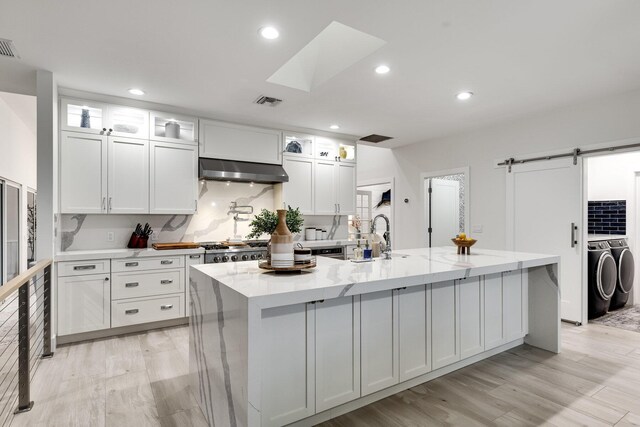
left=588, top=200, right=626, bottom=235
left=60, top=180, right=348, bottom=251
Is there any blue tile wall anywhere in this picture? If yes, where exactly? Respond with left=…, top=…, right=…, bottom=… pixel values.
left=588, top=200, right=626, bottom=235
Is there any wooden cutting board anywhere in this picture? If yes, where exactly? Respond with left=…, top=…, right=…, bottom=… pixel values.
left=152, top=242, right=201, bottom=250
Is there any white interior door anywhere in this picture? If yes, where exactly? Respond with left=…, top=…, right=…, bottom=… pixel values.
left=429, top=179, right=460, bottom=246
left=506, top=158, right=583, bottom=324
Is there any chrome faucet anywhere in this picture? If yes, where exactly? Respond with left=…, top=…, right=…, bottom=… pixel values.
left=371, top=214, right=391, bottom=259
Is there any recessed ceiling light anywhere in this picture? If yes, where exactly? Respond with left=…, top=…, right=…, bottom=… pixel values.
left=330, top=124, right=340, bottom=130
left=456, top=91, right=473, bottom=101
left=259, top=26, right=279, bottom=40
left=128, top=88, right=145, bottom=96
left=375, top=65, right=390, bottom=74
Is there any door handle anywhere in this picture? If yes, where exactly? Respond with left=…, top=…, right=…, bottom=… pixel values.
left=571, top=222, right=578, bottom=248
left=102, top=197, right=106, bottom=211
left=108, top=197, right=112, bottom=211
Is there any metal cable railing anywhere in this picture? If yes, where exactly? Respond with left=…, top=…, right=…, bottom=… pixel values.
left=0, top=260, right=53, bottom=427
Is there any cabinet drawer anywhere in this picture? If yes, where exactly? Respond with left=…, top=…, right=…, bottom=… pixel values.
left=112, top=294, right=184, bottom=327
left=112, top=256, right=184, bottom=272
left=57, top=259, right=110, bottom=277
left=112, top=269, right=184, bottom=300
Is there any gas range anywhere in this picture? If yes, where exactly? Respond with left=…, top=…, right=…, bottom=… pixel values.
left=201, top=241, right=268, bottom=264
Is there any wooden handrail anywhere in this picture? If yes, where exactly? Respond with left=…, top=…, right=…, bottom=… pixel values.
left=0, top=259, right=52, bottom=302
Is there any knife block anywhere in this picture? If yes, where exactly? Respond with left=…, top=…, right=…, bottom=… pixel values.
left=127, top=233, right=149, bottom=249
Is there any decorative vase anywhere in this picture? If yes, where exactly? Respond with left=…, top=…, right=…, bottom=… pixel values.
left=270, top=209, right=294, bottom=267
left=80, top=108, right=91, bottom=128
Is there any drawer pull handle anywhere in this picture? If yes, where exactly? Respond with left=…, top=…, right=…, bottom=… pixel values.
left=160, top=260, right=173, bottom=265
left=125, top=282, right=139, bottom=288
left=73, top=265, right=96, bottom=271
left=160, top=279, right=173, bottom=285
left=161, top=304, right=173, bottom=310
left=190, top=255, right=201, bottom=259
left=125, top=309, right=139, bottom=315
left=125, top=262, right=139, bottom=267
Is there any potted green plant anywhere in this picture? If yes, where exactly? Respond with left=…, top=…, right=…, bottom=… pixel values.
left=247, top=206, right=304, bottom=262
left=246, top=206, right=304, bottom=239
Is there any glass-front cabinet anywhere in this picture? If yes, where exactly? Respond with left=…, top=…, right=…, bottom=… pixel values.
left=315, top=136, right=356, bottom=163
left=61, top=99, right=107, bottom=134
left=150, top=111, right=198, bottom=144
left=283, top=133, right=314, bottom=157
left=61, top=98, right=149, bottom=139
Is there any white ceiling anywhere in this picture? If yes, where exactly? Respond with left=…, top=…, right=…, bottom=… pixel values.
left=1, top=1, right=640, bottom=147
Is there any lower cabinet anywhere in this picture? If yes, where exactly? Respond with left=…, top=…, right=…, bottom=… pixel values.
left=485, top=270, right=526, bottom=350
left=260, top=296, right=360, bottom=427
left=361, top=290, right=398, bottom=396
left=112, top=294, right=184, bottom=327
left=431, top=280, right=459, bottom=369
left=398, top=285, right=431, bottom=382
left=459, top=276, right=484, bottom=359
left=58, top=273, right=111, bottom=336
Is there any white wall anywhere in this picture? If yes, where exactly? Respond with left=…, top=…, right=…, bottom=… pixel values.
left=0, top=91, right=37, bottom=274
left=587, top=152, right=640, bottom=202
left=358, top=88, right=640, bottom=250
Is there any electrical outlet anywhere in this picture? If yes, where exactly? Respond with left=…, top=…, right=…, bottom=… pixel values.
left=107, top=232, right=115, bottom=242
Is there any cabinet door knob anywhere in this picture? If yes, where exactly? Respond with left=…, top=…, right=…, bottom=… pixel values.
left=108, top=128, right=113, bottom=133
left=104, top=277, right=109, bottom=281
left=102, top=128, right=107, bottom=132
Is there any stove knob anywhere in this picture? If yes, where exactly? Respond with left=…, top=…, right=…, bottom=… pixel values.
left=222, top=256, right=229, bottom=262
left=231, top=255, right=238, bottom=262
left=257, top=253, right=264, bottom=259
left=242, top=254, right=249, bottom=261
left=250, top=254, right=257, bottom=260
left=213, top=256, right=221, bottom=263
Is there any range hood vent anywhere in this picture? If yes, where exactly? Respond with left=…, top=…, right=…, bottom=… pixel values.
left=199, top=158, right=289, bottom=184
left=0, top=39, right=19, bottom=59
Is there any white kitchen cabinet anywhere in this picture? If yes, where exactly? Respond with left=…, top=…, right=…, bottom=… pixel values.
left=315, top=296, right=360, bottom=412
left=484, top=270, right=526, bottom=350
left=60, top=98, right=108, bottom=135
left=337, top=163, right=356, bottom=215
left=278, top=156, right=314, bottom=214
left=283, top=133, right=314, bottom=157
left=150, top=141, right=198, bottom=214
left=59, top=131, right=108, bottom=213
left=185, top=253, right=204, bottom=316
left=431, top=280, right=459, bottom=369
left=484, top=273, right=505, bottom=350
left=111, top=293, right=184, bottom=327
left=61, top=98, right=149, bottom=139
left=398, top=285, right=431, bottom=382
left=199, top=119, right=282, bottom=165
left=314, top=160, right=338, bottom=215
left=313, top=160, right=356, bottom=215
left=261, top=303, right=315, bottom=427
left=58, top=273, right=111, bottom=336
left=150, top=111, right=198, bottom=144
left=107, top=105, right=149, bottom=139
left=459, top=277, right=485, bottom=359
left=504, top=270, right=526, bottom=341
left=108, top=136, right=149, bottom=214
left=361, top=290, right=399, bottom=396
left=314, top=136, right=356, bottom=163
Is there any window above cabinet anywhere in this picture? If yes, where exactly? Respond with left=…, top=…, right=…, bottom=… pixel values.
left=283, top=133, right=314, bottom=158
left=150, top=111, right=198, bottom=145
left=61, top=98, right=149, bottom=139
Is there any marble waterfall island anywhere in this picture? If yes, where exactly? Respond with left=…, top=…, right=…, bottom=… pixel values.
left=189, top=247, right=560, bottom=427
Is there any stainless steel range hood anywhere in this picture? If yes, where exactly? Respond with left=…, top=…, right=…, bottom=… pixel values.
left=199, top=158, right=289, bottom=184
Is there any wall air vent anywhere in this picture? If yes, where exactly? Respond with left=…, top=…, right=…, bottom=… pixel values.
left=359, top=134, right=393, bottom=143
left=0, top=39, right=20, bottom=59
left=254, top=95, right=282, bottom=106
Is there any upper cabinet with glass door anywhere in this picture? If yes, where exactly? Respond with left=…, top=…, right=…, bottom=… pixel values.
left=61, top=98, right=149, bottom=139
left=315, top=136, right=356, bottom=163
left=150, top=111, right=198, bottom=145
left=283, top=133, right=314, bottom=158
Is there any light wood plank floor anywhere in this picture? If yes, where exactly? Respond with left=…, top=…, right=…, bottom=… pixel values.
left=10, top=323, right=640, bottom=426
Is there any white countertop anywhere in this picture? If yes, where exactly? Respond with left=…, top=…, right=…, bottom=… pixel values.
left=56, top=247, right=205, bottom=262
left=191, top=246, right=559, bottom=308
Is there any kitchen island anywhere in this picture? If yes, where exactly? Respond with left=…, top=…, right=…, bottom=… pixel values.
left=189, top=247, right=560, bottom=427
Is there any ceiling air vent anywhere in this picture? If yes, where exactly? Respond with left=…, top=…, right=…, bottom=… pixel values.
left=360, top=134, right=393, bottom=143
left=254, top=95, right=282, bottom=106
left=0, top=39, right=20, bottom=59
